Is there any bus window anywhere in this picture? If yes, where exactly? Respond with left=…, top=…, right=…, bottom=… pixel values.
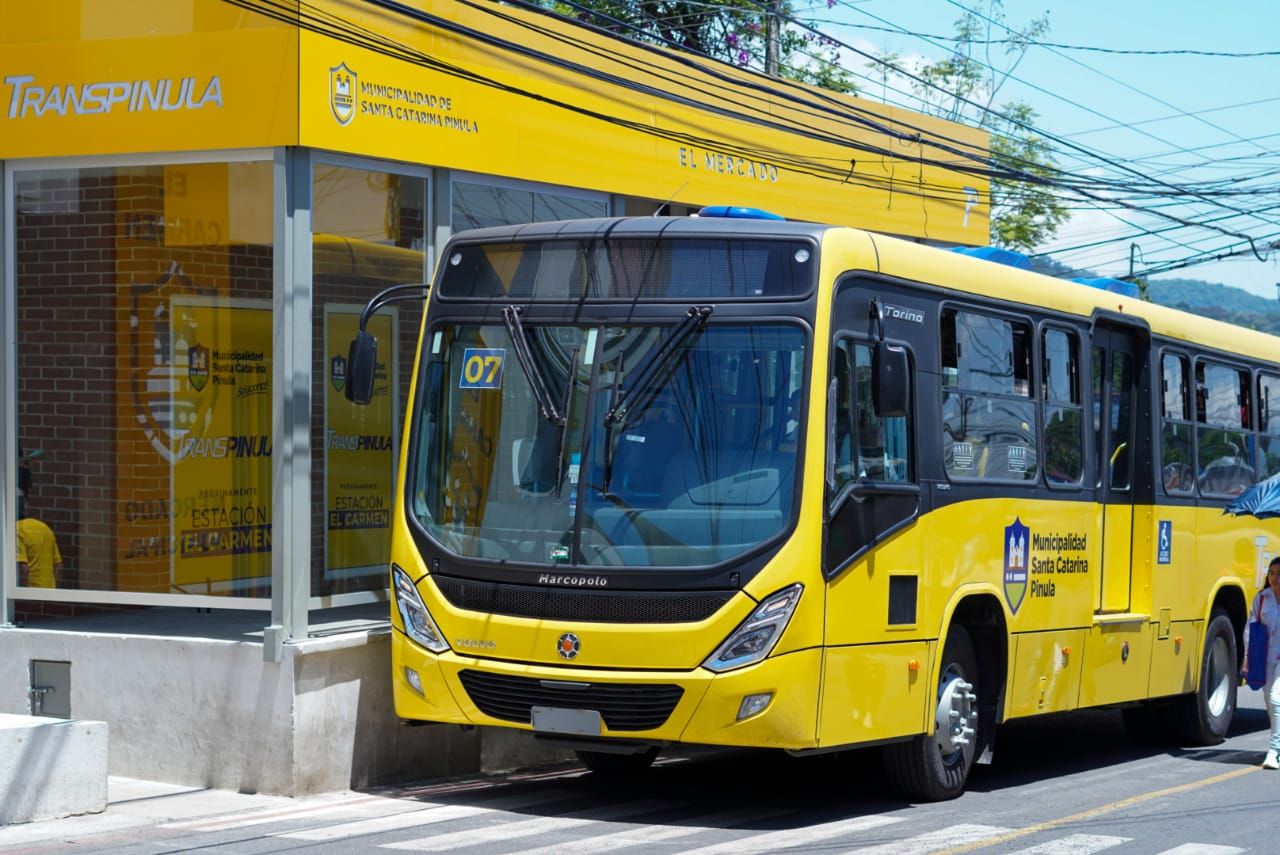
left=1260, top=373, right=1280, bottom=478
left=826, top=337, right=917, bottom=571
left=941, top=308, right=1036, bottom=481
left=1196, top=361, right=1255, bottom=496
left=1093, top=346, right=1104, bottom=488
left=1108, top=352, right=1134, bottom=491
left=831, top=339, right=911, bottom=486
left=1042, top=328, right=1083, bottom=486
left=1161, top=353, right=1195, bottom=494
left=831, top=341, right=856, bottom=492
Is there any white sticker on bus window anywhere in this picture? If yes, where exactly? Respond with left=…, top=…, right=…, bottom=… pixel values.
left=953, top=442, right=975, bottom=470
left=1008, top=446, right=1028, bottom=473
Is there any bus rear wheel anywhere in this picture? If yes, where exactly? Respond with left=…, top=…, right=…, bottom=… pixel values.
left=1170, top=609, right=1237, bottom=745
left=576, top=746, right=659, bottom=776
left=883, top=625, right=980, bottom=801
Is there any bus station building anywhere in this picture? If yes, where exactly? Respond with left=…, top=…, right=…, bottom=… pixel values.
left=0, top=0, right=987, bottom=794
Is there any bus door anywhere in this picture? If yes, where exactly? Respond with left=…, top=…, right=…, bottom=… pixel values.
left=1092, top=324, right=1142, bottom=614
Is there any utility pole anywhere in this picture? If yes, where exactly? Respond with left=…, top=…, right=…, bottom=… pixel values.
left=765, top=0, right=781, bottom=76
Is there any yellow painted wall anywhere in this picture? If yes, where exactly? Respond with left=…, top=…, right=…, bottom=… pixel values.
left=0, top=0, right=299, bottom=156
left=1, top=0, right=990, bottom=243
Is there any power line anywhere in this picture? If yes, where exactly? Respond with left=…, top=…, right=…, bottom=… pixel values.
left=805, top=18, right=1280, bottom=57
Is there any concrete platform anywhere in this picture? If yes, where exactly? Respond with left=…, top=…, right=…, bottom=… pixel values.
left=0, top=713, right=107, bottom=825
left=0, top=606, right=569, bottom=796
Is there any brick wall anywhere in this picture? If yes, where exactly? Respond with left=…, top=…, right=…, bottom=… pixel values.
left=14, top=166, right=272, bottom=614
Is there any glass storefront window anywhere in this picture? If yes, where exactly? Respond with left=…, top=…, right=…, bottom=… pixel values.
left=453, top=180, right=606, bottom=230
left=14, top=161, right=274, bottom=597
left=312, top=163, right=427, bottom=597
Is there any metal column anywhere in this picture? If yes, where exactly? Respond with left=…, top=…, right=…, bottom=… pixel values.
left=267, top=147, right=313, bottom=659
left=1, top=161, right=13, bottom=627
left=429, top=168, right=452, bottom=280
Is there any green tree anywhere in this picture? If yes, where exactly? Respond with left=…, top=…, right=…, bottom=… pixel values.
left=533, top=0, right=856, bottom=92
left=888, top=2, right=1068, bottom=252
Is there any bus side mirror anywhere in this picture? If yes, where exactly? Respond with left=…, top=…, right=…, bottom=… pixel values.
left=346, top=329, right=378, bottom=405
left=873, top=341, right=908, bottom=417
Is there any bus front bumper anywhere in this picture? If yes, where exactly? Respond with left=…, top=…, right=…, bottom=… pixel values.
left=392, top=634, right=821, bottom=750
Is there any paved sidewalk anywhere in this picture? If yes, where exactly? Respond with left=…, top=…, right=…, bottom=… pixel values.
left=0, top=777, right=341, bottom=848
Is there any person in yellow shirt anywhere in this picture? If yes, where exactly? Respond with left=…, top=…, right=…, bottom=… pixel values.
left=16, top=491, right=62, bottom=588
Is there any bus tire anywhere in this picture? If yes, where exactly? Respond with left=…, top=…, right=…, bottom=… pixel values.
left=576, top=747, right=659, bottom=776
left=1170, top=609, right=1236, bottom=745
left=883, top=625, right=979, bottom=801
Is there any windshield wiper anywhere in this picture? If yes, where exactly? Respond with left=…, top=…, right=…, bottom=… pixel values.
left=605, top=305, right=712, bottom=427
left=502, top=306, right=564, bottom=426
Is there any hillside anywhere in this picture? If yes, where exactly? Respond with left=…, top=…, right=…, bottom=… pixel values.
left=1146, top=277, right=1280, bottom=336
left=1027, top=256, right=1280, bottom=336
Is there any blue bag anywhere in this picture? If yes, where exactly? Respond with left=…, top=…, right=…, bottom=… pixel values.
left=1247, top=594, right=1269, bottom=691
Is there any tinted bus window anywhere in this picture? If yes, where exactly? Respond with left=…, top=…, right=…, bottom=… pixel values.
left=1261, top=374, right=1280, bottom=478
left=438, top=238, right=816, bottom=300
left=942, top=308, right=1036, bottom=481
left=1043, top=328, right=1082, bottom=485
left=1196, top=361, right=1254, bottom=496
left=1161, top=353, right=1194, bottom=494
left=832, top=339, right=912, bottom=486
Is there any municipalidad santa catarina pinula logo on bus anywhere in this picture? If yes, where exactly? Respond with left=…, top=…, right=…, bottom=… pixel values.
left=1003, top=517, right=1029, bottom=614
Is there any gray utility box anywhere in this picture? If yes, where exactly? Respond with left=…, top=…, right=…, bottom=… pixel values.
left=30, top=659, right=71, bottom=718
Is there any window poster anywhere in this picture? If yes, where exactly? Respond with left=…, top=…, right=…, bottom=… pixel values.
left=117, top=289, right=273, bottom=594
left=323, top=305, right=398, bottom=580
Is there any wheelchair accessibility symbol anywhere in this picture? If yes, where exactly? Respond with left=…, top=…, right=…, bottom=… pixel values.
left=1157, top=520, right=1172, bottom=565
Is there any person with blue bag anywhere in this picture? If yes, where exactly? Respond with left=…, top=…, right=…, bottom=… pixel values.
left=1245, top=557, right=1280, bottom=769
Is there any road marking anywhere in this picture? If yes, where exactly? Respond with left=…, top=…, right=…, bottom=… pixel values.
left=380, top=799, right=669, bottom=851
left=278, top=790, right=571, bottom=842
left=277, top=804, right=498, bottom=842
left=515, top=807, right=793, bottom=855
left=938, top=765, right=1259, bottom=854
left=675, top=814, right=904, bottom=854
left=1155, top=846, right=1245, bottom=855
left=160, top=793, right=386, bottom=831
left=843, top=823, right=1008, bottom=853
left=1006, top=833, right=1131, bottom=854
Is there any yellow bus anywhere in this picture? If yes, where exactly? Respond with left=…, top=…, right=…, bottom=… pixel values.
left=346, top=211, right=1280, bottom=800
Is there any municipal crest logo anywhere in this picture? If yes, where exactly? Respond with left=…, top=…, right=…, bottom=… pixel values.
left=188, top=343, right=210, bottom=391
left=129, top=266, right=218, bottom=465
left=330, top=354, right=347, bottom=393
left=329, top=63, right=357, bottom=125
left=1003, top=517, right=1030, bottom=614
left=556, top=632, right=580, bottom=660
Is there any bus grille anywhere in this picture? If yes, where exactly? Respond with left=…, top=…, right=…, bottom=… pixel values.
left=458, top=670, right=684, bottom=731
left=432, top=575, right=733, bottom=624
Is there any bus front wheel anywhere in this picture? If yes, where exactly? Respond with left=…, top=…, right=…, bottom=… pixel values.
left=1170, top=609, right=1237, bottom=745
left=883, top=625, right=980, bottom=801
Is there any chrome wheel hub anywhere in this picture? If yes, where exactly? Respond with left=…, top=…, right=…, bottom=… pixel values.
left=1206, top=635, right=1232, bottom=717
left=935, top=671, right=977, bottom=759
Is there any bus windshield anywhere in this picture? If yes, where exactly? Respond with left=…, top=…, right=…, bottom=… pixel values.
left=410, top=320, right=806, bottom=569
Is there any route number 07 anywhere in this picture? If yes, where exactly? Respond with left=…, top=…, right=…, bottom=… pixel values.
left=459, top=348, right=506, bottom=389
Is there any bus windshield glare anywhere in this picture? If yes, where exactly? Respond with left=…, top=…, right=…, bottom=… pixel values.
left=411, top=321, right=806, bottom=568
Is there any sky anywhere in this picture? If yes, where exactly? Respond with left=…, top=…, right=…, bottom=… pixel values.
left=810, top=0, right=1280, bottom=299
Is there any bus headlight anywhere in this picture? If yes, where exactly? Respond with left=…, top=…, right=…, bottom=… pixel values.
left=392, top=565, right=450, bottom=653
left=703, top=584, right=803, bottom=673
